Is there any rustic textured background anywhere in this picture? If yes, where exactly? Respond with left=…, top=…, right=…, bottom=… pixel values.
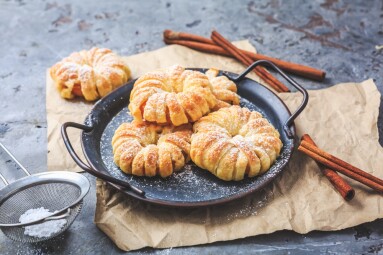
left=0, top=0, right=382, bottom=254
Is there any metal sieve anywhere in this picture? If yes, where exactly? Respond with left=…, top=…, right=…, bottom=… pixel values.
left=0, top=142, right=90, bottom=243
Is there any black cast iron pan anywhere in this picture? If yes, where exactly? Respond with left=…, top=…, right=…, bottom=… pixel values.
left=61, top=60, right=308, bottom=207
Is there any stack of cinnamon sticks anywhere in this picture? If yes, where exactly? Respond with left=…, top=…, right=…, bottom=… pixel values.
left=299, top=134, right=383, bottom=201
left=163, top=29, right=326, bottom=92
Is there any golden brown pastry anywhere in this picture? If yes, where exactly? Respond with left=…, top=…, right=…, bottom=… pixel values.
left=112, top=120, right=192, bottom=177
left=205, top=68, right=240, bottom=110
left=190, top=105, right=283, bottom=181
left=50, top=47, right=130, bottom=101
left=128, top=65, right=240, bottom=126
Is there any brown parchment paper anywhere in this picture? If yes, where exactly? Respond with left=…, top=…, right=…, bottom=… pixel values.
left=46, top=41, right=383, bottom=251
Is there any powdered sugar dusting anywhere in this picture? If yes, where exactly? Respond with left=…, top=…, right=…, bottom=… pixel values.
left=240, top=97, right=266, bottom=114
left=19, top=208, right=67, bottom=238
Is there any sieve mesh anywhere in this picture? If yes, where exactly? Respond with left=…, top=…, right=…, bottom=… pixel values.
left=0, top=182, right=81, bottom=225
left=1, top=202, right=82, bottom=243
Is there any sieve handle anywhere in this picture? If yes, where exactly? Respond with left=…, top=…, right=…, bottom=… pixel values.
left=16, top=208, right=72, bottom=227
left=224, top=60, right=309, bottom=139
left=43, top=208, right=71, bottom=221
left=0, top=142, right=31, bottom=178
left=61, top=122, right=145, bottom=196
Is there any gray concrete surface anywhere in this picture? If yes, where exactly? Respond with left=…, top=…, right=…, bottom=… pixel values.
left=0, top=0, right=382, bottom=254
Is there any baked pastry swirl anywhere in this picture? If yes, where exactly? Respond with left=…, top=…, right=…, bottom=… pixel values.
left=205, top=68, right=240, bottom=109
left=50, top=47, right=130, bottom=101
left=128, top=65, right=239, bottom=126
left=190, top=105, right=283, bottom=181
left=112, top=120, right=192, bottom=177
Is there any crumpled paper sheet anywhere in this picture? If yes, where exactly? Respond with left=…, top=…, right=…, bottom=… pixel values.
left=46, top=41, right=383, bottom=251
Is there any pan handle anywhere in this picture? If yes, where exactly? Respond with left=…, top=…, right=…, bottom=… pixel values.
left=225, top=60, right=309, bottom=139
left=61, top=122, right=145, bottom=196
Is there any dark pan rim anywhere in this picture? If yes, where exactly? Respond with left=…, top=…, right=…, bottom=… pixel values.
left=80, top=68, right=297, bottom=208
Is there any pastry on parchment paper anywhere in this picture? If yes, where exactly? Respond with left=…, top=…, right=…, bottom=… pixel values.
left=50, top=47, right=130, bottom=101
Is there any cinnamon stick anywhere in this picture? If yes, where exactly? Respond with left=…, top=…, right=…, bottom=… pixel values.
left=301, top=134, right=355, bottom=201
left=211, top=31, right=290, bottom=93
left=163, top=30, right=326, bottom=81
left=164, top=30, right=214, bottom=45
left=163, top=38, right=230, bottom=56
left=298, top=140, right=383, bottom=193
left=301, top=140, right=383, bottom=186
